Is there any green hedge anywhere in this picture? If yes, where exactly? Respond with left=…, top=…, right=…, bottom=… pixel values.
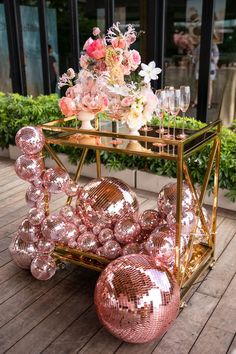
left=0, top=92, right=235, bottom=202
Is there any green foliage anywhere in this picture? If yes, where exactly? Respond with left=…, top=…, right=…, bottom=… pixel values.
left=0, top=93, right=63, bottom=149
left=0, top=92, right=235, bottom=202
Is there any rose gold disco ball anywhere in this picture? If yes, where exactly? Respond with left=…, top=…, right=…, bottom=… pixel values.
left=94, top=254, right=180, bottom=343
left=76, top=177, right=139, bottom=228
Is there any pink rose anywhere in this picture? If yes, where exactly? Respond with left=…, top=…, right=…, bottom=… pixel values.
left=83, top=37, right=93, bottom=50
left=128, top=50, right=141, bottom=69
left=121, top=96, right=134, bottom=107
left=93, top=27, right=101, bottom=36
left=65, top=84, right=82, bottom=99
left=80, top=54, right=89, bottom=69
left=122, top=59, right=131, bottom=75
left=111, top=37, right=126, bottom=49
left=59, top=97, right=77, bottom=116
left=86, top=39, right=106, bottom=60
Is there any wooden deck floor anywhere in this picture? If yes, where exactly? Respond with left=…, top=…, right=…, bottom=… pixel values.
left=0, top=157, right=235, bottom=354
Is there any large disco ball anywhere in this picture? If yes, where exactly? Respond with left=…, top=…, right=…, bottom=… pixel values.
left=9, top=234, right=37, bottom=269
left=76, top=177, right=139, bottom=228
left=94, top=254, right=180, bottom=343
left=157, top=181, right=195, bottom=217
left=15, top=126, right=45, bottom=155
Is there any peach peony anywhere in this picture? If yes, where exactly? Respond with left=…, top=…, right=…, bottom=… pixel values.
left=83, top=37, right=93, bottom=50
left=59, top=97, right=77, bottom=116
left=111, top=37, right=126, bottom=49
left=86, top=39, right=106, bottom=60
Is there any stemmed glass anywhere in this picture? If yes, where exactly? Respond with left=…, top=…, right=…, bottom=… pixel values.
left=177, top=86, right=190, bottom=139
left=163, top=86, right=174, bottom=139
left=153, top=90, right=166, bottom=153
left=169, top=89, right=180, bottom=139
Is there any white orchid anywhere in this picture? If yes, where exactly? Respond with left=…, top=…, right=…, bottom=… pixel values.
left=139, top=61, right=162, bottom=83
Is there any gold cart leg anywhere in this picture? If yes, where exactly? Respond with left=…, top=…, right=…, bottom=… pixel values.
left=95, top=150, right=101, bottom=178
left=39, top=151, right=50, bottom=216
left=175, top=143, right=184, bottom=284
left=183, top=162, right=211, bottom=245
left=211, top=136, right=221, bottom=254
left=199, top=139, right=218, bottom=205
left=66, top=148, right=88, bottom=205
left=44, top=143, right=67, bottom=170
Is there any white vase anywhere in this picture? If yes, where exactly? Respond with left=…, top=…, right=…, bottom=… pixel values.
left=128, top=127, right=140, bottom=136
left=77, top=111, right=95, bottom=130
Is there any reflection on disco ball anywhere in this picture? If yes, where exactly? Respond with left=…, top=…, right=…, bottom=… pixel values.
left=157, top=181, right=195, bottom=217
left=9, top=234, right=37, bottom=269
left=94, top=254, right=180, bottom=343
left=76, top=177, right=139, bottom=228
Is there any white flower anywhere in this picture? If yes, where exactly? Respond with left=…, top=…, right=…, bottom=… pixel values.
left=139, top=61, right=162, bottom=83
left=107, top=84, right=130, bottom=96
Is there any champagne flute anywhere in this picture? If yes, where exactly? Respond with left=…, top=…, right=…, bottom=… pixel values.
left=169, top=89, right=180, bottom=155
left=153, top=90, right=167, bottom=153
left=163, top=86, right=174, bottom=139
left=177, top=86, right=190, bottom=139
left=169, top=89, right=180, bottom=138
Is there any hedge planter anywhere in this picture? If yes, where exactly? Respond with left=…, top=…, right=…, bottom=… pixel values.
left=136, top=170, right=236, bottom=212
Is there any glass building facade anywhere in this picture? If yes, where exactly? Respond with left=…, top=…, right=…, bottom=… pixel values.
left=1, top=0, right=236, bottom=125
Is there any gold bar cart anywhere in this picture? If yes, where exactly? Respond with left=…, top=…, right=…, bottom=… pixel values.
left=39, top=118, right=221, bottom=303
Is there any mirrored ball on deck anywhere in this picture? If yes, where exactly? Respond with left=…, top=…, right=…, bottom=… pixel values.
left=94, top=254, right=180, bottom=343
left=31, top=255, right=57, bottom=281
left=37, top=239, right=55, bottom=254
left=41, top=214, right=67, bottom=242
left=139, top=209, right=161, bottom=231
left=100, top=240, right=122, bottom=259
left=15, top=126, right=45, bottom=155
left=43, top=167, right=70, bottom=194
left=15, top=155, right=43, bottom=182
left=18, top=218, right=40, bottom=243
left=76, top=177, right=139, bottom=228
left=28, top=207, right=45, bottom=226
left=77, top=232, right=99, bottom=253
left=98, top=228, right=114, bottom=244
left=9, top=233, right=37, bottom=269
left=114, top=217, right=141, bottom=244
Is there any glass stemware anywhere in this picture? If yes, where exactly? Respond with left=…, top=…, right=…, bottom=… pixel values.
left=169, top=89, right=180, bottom=139
left=177, top=86, right=190, bottom=139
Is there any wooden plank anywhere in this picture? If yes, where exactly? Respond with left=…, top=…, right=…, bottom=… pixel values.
left=227, top=335, right=236, bottom=354
left=198, top=234, right=236, bottom=298
left=0, top=249, right=12, bottom=267
left=214, top=218, right=236, bottom=260
left=6, top=273, right=97, bottom=354
left=0, top=266, right=72, bottom=329
left=0, top=269, right=91, bottom=353
left=0, top=261, right=21, bottom=285
left=150, top=292, right=218, bottom=354
left=189, top=325, right=234, bottom=354
left=79, top=328, right=122, bottom=354
left=42, top=306, right=101, bottom=354
left=0, top=270, right=33, bottom=305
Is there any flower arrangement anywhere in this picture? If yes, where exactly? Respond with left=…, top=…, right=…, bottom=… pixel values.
left=58, top=23, right=161, bottom=132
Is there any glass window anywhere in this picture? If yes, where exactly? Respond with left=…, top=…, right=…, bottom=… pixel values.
left=20, top=0, right=44, bottom=96
left=214, top=0, right=236, bottom=126
left=0, top=2, right=12, bottom=92
left=164, top=0, right=203, bottom=119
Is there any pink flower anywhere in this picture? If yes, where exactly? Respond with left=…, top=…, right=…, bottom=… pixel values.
left=80, top=54, right=89, bottom=69
left=122, top=60, right=131, bottom=75
left=128, top=50, right=141, bottom=69
left=93, top=27, right=101, bottom=36
left=95, top=60, right=107, bottom=73
left=86, top=39, right=106, bottom=60
left=83, top=37, right=93, bottom=50
left=59, top=97, right=77, bottom=116
left=121, top=96, right=134, bottom=107
left=111, top=37, right=126, bottom=49
left=126, top=33, right=136, bottom=46
left=65, top=84, right=82, bottom=99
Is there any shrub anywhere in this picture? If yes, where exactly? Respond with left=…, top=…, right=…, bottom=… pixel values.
left=0, top=92, right=235, bottom=201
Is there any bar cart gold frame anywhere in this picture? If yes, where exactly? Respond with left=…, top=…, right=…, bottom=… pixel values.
left=39, top=117, right=221, bottom=303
